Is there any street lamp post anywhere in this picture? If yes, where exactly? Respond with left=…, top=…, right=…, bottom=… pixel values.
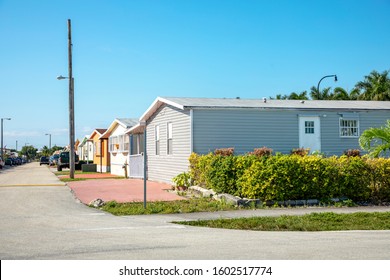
left=1, top=118, right=11, bottom=160
left=45, top=133, right=52, bottom=150
left=317, top=74, right=338, bottom=99
left=57, top=19, right=75, bottom=179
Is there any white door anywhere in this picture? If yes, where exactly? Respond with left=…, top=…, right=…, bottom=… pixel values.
left=299, top=116, right=321, bottom=153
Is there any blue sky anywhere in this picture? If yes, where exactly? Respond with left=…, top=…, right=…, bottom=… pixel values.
left=0, top=0, right=389, bottom=149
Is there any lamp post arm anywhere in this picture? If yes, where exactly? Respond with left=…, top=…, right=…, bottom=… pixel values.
left=317, top=74, right=337, bottom=99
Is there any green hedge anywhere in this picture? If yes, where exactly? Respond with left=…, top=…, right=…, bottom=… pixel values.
left=188, top=153, right=390, bottom=203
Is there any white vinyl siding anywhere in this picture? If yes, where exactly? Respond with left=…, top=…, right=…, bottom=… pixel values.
left=146, top=104, right=191, bottom=183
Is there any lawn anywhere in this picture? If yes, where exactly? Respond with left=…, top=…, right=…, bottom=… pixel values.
left=101, top=197, right=239, bottom=215
left=174, top=212, right=390, bottom=231
left=54, top=170, right=124, bottom=182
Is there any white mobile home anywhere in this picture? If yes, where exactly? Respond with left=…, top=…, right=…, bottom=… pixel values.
left=101, top=118, right=138, bottom=176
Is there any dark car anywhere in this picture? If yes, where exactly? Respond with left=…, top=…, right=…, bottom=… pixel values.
left=49, top=154, right=59, bottom=166
left=39, top=156, right=50, bottom=165
left=57, top=151, right=79, bottom=171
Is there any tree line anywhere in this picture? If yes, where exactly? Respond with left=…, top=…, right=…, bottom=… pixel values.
left=273, top=70, right=390, bottom=101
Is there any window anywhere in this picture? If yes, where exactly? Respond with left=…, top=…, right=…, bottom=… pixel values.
left=95, top=141, right=101, bottom=156
left=339, top=118, right=359, bottom=137
left=131, top=134, right=145, bottom=155
left=167, top=122, right=173, bottom=155
left=155, top=125, right=160, bottom=155
left=123, top=135, right=130, bottom=152
left=118, top=135, right=124, bottom=151
left=109, top=136, right=118, bottom=152
left=305, top=121, right=315, bottom=134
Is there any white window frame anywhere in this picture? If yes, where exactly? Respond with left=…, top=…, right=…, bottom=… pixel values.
left=124, top=135, right=130, bottom=152
left=339, top=118, right=360, bottom=138
left=109, top=136, right=119, bottom=152
left=167, top=122, right=173, bottom=155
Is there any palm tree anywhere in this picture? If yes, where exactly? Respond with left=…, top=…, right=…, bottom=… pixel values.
left=289, top=91, right=309, bottom=100
left=274, top=91, right=308, bottom=100
left=359, top=120, right=390, bottom=157
left=332, top=87, right=360, bottom=100
left=355, top=70, right=390, bottom=101
left=310, top=86, right=332, bottom=100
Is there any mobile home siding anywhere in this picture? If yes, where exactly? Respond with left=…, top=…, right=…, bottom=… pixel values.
left=193, top=108, right=390, bottom=156
left=110, top=125, right=129, bottom=176
left=146, top=104, right=191, bottom=183
left=192, top=109, right=299, bottom=154
left=321, top=110, right=390, bottom=155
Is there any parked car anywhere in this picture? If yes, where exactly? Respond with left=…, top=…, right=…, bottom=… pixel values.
left=14, top=158, right=22, bottom=165
left=39, top=156, right=50, bottom=165
left=5, top=158, right=13, bottom=166
left=57, top=152, right=79, bottom=171
left=0, top=157, right=4, bottom=169
left=49, top=154, right=59, bottom=166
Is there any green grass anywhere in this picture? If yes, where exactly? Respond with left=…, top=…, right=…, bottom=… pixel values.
left=101, top=197, right=239, bottom=215
left=54, top=170, right=87, bottom=176
left=174, top=212, right=390, bottom=231
left=59, top=177, right=88, bottom=182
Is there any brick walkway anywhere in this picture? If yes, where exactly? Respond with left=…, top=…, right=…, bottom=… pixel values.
left=67, top=178, right=185, bottom=204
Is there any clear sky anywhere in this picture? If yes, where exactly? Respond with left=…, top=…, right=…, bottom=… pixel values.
left=1, top=0, right=389, bottom=150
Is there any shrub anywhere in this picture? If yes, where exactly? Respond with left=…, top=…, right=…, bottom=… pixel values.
left=188, top=152, right=213, bottom=187
left=249, top=147, right=273, bottom=157
left=172, top=172, right=192, bottom=189
left=343, top=149, right=361, bottom=157
left=214, top=147, right=234, bottom=156
left=367, top=158, right=390, bottom=203
left=188, top=152, right=390, bottom=204
left=206, top=155, right=239, bottom=195
left=336, top=156, right=371, bottom=201
left=291, top=148, right=310, bottom=156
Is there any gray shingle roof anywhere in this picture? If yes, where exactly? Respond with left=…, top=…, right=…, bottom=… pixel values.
left=140, top=96, right=390, bottom=122
left=162, top=97, right=390, bottom=110
left=116, top=118, right=139, bottom=128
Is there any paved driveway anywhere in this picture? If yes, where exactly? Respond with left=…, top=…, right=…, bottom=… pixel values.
left=67, top=178, right=184, bottom=204
left=1, top=162, right=390, bottom=260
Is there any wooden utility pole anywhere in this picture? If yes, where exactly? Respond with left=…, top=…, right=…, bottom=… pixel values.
left=68, top=19, right=75, bottom=179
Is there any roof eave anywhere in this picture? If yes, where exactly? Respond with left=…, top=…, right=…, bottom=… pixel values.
left=140, top=97, right=185, bottom=122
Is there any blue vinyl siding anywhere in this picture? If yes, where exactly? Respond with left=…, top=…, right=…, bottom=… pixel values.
left=192, top=109, right=299, bottom=154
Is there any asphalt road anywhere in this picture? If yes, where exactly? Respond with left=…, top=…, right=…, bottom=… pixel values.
left=1, top=162, right=390, bottom=260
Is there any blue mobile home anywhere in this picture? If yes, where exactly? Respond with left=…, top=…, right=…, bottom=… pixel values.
left=138, top=97, right=390, bottom=183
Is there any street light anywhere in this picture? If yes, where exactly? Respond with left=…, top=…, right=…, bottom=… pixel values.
left=45, top=133, right=52, bottom=150
left=317, top=74, right=338, bottom=99
left=57, top=19, right=75, bottom=179
left=1, top=118, right=11, bottom=160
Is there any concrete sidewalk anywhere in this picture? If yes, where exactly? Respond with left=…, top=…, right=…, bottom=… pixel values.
left=0, top=162, right=65, bottom=186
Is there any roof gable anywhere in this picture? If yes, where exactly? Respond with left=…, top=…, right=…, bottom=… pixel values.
left=89, top=129, right=107, bottom=140
left=100, top=118, right=138, bottom=138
